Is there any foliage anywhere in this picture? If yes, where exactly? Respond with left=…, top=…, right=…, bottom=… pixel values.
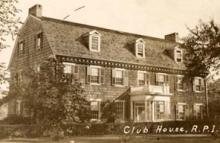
left=0, top=0, right=20, bottom=51
left=183, top=20, right=220, bottom=80
left=8, top=57, right=91, bottom=139
left=101, top=100, right=117, bottom=123
left=32, top=58, right=90, bottom=124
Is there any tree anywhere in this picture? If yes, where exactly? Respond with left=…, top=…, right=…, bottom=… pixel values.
left=183, top=20, right=220, bottom=80
left=0, top=0, right=20, bottom=83
left=9, top=57, right=91, bottom=138
left=0, top=0, right=20, bottom=50
left=183, top=20, right=220, bottom=119
left=101, top=100, right=117, bottom=123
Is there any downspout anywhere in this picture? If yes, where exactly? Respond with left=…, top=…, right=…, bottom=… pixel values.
left=204, top=78, right=209, bottom=118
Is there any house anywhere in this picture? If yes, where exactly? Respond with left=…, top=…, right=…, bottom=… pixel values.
left=8, top=4, right=207, bottom=122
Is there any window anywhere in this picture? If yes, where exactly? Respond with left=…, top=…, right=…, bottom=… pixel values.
left=176, top=103, right=187, bottom=120
left=176, top=75, right=184, bottom=91
left=63, top=62, right=77, bottom=74
left=156, top=73, right=168, bottom=86
left=135, top=38, right=145, bottom=58
left=89, top=30, right=101, bottom=52
left=194, top=103, right=204, bottom=119
left=112, top=68, right=128, bottom=86
left=137, top=71, right=149, bottom=86
left=36, top=32, right=43, bottom=50
left=193, top=77, right=204, bottom=92
left=15, top=100, right=22, bottom=115
left=115, top=100, right=125, bottom=121
left=87, top=66, right=104, bottom=85
left=90, top=100, right=101, bottom=119
left=154, top=101, right=165, bottom=120
left=18, top=41, right=24, bottom=55
left=174, top=48, right=183, bottom=63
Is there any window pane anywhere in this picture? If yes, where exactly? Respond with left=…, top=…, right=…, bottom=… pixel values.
left=91, top=68, right=99, bottom=76
left=115, top=70, right=123, bottom=78
left=64, top=65, right=72, bottom=73
left=137, top=43, right=144, bottom=56
left=91, top=36, right=99, bottom=50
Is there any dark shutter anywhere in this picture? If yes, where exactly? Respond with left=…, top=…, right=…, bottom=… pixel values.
left=86, top=66, right=90, bottom=84
left=112, top=69, right=115, bottom=85
left=100, top=68, right=105, bottom=84
left=123, top=70, right=128, bottom=86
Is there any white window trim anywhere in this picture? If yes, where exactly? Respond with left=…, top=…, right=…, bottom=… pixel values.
left=193, top=77, right=204, bottom=93
left=88, top=65, right=102, bottom=85
left=89, top=30, right=101, bottom=52
left=174, top=47, right=183, bottom=63
left=135, top=38, right=145, bottom=58
left=176, top=75, right=185, bottom=92
left=113, top=68, right=126, bottom=87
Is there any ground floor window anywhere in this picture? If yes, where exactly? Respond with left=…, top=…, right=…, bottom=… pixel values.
left=90, top=101, right=100, bottom=119
left=15, top=100, right=22, bottom=116
left=194, top=103, right=204, bottom=120
left=176, top=103, right=187, bottom=120
left=115, top=100, right=125, bottom=121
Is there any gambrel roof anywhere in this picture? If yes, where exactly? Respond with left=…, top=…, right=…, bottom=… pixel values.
left=10, top=15, right=186, bottom=70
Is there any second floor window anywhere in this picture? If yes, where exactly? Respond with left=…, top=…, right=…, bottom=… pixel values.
left=137, top=71, right=149, bottom=86
left=36, top=32, right=43, bottom=50
left=87, top=66, right=104, bottom=85
left=112, top=68, right=128, bottom=86
left=193, top=77, right=204, bottom=92
left=156, top=73, right=168, bottom=86
left=176, top=75, right=184, bottom=91
left=63, top=62, right=78, bottom=74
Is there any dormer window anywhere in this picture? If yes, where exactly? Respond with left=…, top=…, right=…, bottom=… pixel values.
left=174, top=47, right=183, bottom=63
left=135, top=38, right=145, bottom=58
left=89, top=30, right=101, bottom=52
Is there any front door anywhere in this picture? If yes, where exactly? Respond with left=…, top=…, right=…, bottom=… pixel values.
left=134, top=102, right=145, bottom=122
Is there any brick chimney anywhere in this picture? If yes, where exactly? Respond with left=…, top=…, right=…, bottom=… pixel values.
left=29, top=4, right=42, bottom=17
left=165, top=32, right=179, bottom=42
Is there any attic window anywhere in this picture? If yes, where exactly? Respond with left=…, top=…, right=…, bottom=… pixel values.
left=18, top=41, right=24, bottom=55
left=135, top=38, right=145, bottom=58
left=89, top=30, right=101, bottom=52
left=36, top=32, right=43, bottom=50
left=175, top=48, right=183, bottom=63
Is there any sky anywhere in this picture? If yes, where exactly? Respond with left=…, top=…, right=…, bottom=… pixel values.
left=0, top=0, right=220, bottom=68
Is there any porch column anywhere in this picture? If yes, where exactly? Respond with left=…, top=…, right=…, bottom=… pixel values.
left=130, top=101, right=133, bottom=120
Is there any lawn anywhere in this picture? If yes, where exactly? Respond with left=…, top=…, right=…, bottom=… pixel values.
left=0, top=136, right=219, bottom=143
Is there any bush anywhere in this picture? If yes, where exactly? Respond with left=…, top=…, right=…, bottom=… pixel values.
left=0, top=115, right=32, bottom=124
